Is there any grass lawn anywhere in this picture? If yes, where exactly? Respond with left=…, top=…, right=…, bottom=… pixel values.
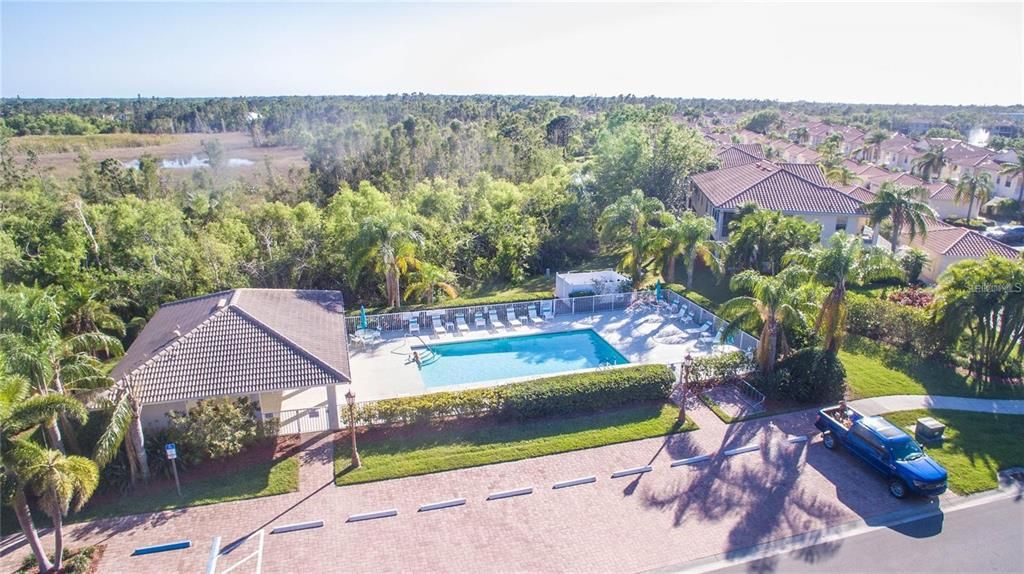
left=840, top=335, right=1023, bottom=400
left=335, top=402, right=696, bottom=485
left=73, top=456, right=299, bottom=522
left=883, top=409, right=1024, bottom=494
left=665, top=266, right=735, bottom=311
left=352, top=273, right=554, bottom=315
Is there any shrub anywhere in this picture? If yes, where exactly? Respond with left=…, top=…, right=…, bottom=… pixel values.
left=664, top=284, right=716, bottom=311
left=942, top=217, right=988, bottom=231
left=886, top=287, right=934, bottom=308
left=346, top=365, right=674, bottom=427
left=846, top=292, right=945, bottom=357
left=760, top=348, right=846, bottom=403
left=689, top=351, right=755, bottom=383
left=165, top=397, right=262, bottom=462
left=568, top=289, right=596, bottom=298
left=18, top=546, right=98, bottom=574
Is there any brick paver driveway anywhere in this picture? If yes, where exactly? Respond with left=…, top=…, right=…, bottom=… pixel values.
left=0, top=402, right=952, bottom=573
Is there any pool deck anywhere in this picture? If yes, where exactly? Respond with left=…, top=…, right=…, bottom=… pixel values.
left=346, top=307, right=741, bottom=402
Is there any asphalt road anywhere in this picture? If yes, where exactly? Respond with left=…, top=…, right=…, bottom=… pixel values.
left=710, top=495, right=1024, bottom=574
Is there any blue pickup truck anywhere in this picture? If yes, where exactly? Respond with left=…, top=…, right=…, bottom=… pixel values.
left=814, top=405, right=948, bottom=498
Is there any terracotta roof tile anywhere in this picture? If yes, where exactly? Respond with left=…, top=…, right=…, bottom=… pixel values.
left=693, top=161, right=864, bottom=214
left=717, top=144, right=765, bottom=168
left=903, top=226, right=1020, bottom=259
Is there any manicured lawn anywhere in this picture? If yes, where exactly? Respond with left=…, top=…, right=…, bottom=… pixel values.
left=665, top=266, right=734, bottom=311
left=73, top=456, right=299, bottom=522
left=840, top=335, right=1023, bottom=400
left=352, top=274, right=554, bottom=315
left=883, top=409, right=1024, bottom=494
left=335, top=402, right=696, bottom=485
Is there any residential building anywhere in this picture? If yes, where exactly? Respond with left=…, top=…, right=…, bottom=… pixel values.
left=925, top=182, right=976, bottom=219
left=900, top=220, right=1020, bottom=283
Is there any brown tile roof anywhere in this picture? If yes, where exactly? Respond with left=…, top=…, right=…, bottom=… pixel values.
left=692, top=161, right=864, bottom=214
left=777, top=163, right=829, bottom=186
left=903, top=225, right=1020, bottom=259
left=717, top=144, right=765, bottom=168
left=880, top=134, right=915, bottom=152
left=112, top=289, right=351, bottom=405
left=868, top=172, right=924, bottom=188
left=839, top=185, right=876, bottom=203
left=926, top=182, right=957, bottom=200
left=855, top=165, right=891, bottom=179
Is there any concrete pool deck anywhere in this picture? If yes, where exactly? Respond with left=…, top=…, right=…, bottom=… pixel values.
left=345, top=307, right=743, bottom=402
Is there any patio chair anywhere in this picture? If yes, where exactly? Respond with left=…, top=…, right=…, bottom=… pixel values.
left=488, top=309, right=507, bottom=330
left=473, top=310, right=487, bottom=329
left=432, top=313, right=449, bottom=336
left=455, top=311, right=471, bottom=333
left=667, top=304, right=684, bottom=320
left=540, top=301, right=554, bottom=320
left=407, top=315, right=420, bottom=336
left=527, top=306, right=544, bottom=324
left=507, top=309, right=524, bottom=328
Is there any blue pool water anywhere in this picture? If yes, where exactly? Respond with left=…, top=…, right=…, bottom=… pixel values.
left=417, top=329, right=629, bottom=388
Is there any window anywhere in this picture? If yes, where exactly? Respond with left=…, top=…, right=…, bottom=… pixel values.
left=997, top=176, right=1002, bottom=184
left=1007, top=178, right=1012, bottom=188
left=835, top=217, right=848, bottom=232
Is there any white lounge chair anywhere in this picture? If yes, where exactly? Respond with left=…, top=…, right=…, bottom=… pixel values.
left=685, top=321, right=713, bottom=335
left=408, top=315, right=420, bottom=336
left=540, top=301, right=554, bottom=320
left=507, top=309, right=524, bottom=328
left=527, top=307, right=544, bottom=324
left=667, top=304, right=684, bottom=320
left=488, top=309, right=507, bottom=330
left=473, top=310, right=487, bottom=329
left=432, top=313, right=449, bottom=336
left=455, top=312, right=471, bottom=333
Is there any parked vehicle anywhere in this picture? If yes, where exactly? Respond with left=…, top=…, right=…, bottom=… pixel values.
left=814, top=404, right=948, bottom=498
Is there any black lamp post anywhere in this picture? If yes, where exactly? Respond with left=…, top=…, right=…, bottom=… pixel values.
left=679, top=353, right=694, bottom=423
left=345, top=389, right=361, bottom=468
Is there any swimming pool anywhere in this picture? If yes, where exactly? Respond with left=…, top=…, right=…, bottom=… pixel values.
left=417, top=329, right=629, bottom=388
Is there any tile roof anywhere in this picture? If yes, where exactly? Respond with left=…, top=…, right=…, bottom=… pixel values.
left=777, top=163, right=829, bottom=185
left=868, top=172, right=924, bottom=188
left=839, top=185, right=876, bottom=203
left=692, top=161, right=864, bottom=214
left=880, top=134, right=915, bottom=152
left=903, top=224, right=1020, bottom=259
left=112, top=289, right=351, bottom=405
left=717, top=144, right=765, bottom=168
left=926, top=182, right=957, bottom=200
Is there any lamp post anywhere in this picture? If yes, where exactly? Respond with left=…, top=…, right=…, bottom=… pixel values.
left=345, top=389, right=361, bottom=468
left=679, top=354, right=694, bottom=423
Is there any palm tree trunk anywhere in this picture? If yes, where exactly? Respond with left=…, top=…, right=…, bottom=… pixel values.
left=45, top=421, right=66, bottom=455
left=126, top=409, right=150, bottom=483
left=967, top=195, right=975, bottom=220
left=12, top=488, right=52, bottom=573
left=870, top=225, right=880, bottom=246
left=51, top=495, right=64, bottom=572
left=58, top=414, right=82, bottom=455
left=761, top=319, right=779, bottom=374
left=685, top=256, right=696, bottom=288
left=666, top=255, right=677, bottom=283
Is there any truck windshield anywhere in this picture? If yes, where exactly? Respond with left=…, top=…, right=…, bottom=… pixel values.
left=892, top=440, right=924, bottom=461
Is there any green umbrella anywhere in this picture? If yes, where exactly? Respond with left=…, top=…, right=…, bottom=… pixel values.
left=360, top=305, right=368, bottom=329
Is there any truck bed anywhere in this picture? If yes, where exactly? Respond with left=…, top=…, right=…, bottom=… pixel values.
left=819, top=405, right=862, bottom=431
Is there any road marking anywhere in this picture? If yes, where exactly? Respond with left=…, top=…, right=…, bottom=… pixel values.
left=418, top=498, right=467, bottom=512
left=132, top=540, right=191, bottom=556
left=723, top=444, right=759, bottom=456
left=671, top=454, right=712, bottom=467
left=270, top=520, right=324, bottom=534
left=487, top=487, right=533, bottom=500
left=347, top=509, right=399, bottom=522
left=611, top=465, right=653, bottom=478
left=553, top=476, right=597, bottom=489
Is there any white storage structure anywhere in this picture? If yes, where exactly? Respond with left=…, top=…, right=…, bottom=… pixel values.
left=554, top=270, right=630, bottom=299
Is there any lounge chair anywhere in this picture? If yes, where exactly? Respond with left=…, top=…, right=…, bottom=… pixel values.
left=488, top=309, right=507, bottom=330
left=432, top=313, right=449, bottom=336
left=408, top=315, right=420, bottom=336
left=540, top=301, right=554, bottom=320
left=685, top=321, right=713, bottom=335
left=667, top=304, right=684, bottom=320
left=528, top=306, right=544, bottom=325
left=473, top=310, right=487, bottom=329
left=507, top=309, right=524, bottom=328
left=455, top=312, right=471, bottom=333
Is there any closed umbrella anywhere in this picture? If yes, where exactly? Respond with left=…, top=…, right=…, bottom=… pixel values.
left=359, top=305, right=368, bottom=329
left=655, top=281, right=662, bottom=301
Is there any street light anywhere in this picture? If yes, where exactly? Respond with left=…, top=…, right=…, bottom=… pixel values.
left=345, top=389, right=361, bottom=468
left=679, top=353, right=694, bottom=423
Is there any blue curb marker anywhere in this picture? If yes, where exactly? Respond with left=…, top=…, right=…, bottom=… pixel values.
left=724, top=444, right=760, bottom=456
left=132, top=540, right=191, bottom=556
left=487, top=487, right=533, bottom=500
left=419, top=498, right=467, bottom=512
left=271, top=520, right=324, bottom=534
left=553, top=476, right=597, bottom=489
left=670, top=454, right=712, bottom=467
left=611, top=465, right=652, bottom=478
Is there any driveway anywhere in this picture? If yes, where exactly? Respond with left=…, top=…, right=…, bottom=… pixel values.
left=0, top=403, right=955, bottom=573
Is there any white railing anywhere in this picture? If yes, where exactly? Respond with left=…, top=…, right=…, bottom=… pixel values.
left=346, top=289, right=759, bottom=355
left=268, top=407, right=330, bottom=435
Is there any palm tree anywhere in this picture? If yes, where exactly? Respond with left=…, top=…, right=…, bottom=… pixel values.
left=58, top=280, right=126, bottom=337
left=719, top=266, right=813, bottom=374
left=954, top=171, right=992, bottom=220
left=998, top=153, right=1024, bottom=203
left=865, top=130, right=888, bottom=163
left=900, top=248, right=930, bottom=284
left=353, top=211, right=423, bottom=309
left=823, top=164, right=862, bottom=186
left=405, top=262, right=459, bottom=305
left=785, top=232, right=901, bottom=352
left=913, top=144, right=947, bottom=182
left=16, top=441, right=99, bottom=573
left=789, top=127, right=808, bottom=144
left=0, top=288, right=123, bottom=454
left=657, top=211, right=716, bottom=287
left=598, top=189, right=667, bottom=286
left=1, top=355, right=89, bottom=573
left=864, top=183, right=936, bottom=253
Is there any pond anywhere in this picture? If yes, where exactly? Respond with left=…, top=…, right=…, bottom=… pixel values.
left=122, top=156, right=255, bottom=169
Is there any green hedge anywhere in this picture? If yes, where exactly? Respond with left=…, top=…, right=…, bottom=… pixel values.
left=846, top=292, right=945, bottom=357
left=690, top=351, right=755, bottom=383
left=346, top=291, right=553, bottom=316
left=664, top=284, right=716, bottom=311
left=346, top=365, right=675, bottom=427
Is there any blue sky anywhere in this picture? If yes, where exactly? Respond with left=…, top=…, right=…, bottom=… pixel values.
left=2, top=2, right=1022, bottom=105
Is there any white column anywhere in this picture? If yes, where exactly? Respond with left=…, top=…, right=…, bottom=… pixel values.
left=326, top=384, right=341, bottom=431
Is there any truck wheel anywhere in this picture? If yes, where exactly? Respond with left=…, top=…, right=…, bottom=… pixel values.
left=889, top=480, right=907, bottom=499
left=822, top=432, right=836, bottom=450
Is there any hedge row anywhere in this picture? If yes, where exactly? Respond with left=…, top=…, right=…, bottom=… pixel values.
left=346, top=291, right=554, bottom=316
left=689, top=351, right=755, bottom=383
left=345, top=364, right=675, bottom=427
left=664, top=284, right=717, bottom=311
left=846, top=292, right=945, bottom=357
